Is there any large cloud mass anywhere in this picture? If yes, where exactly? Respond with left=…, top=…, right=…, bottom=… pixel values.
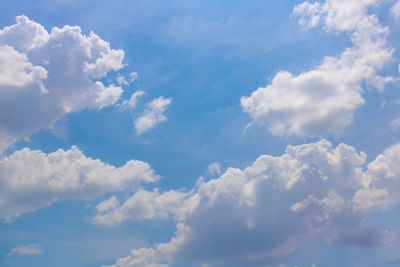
left=240, top=0, right=393, bottom=137
left=0, top=16, right=124, bottom=153
left=103, top=139, right=400, bottom=266
left=0, top=145, right=159, bottom=222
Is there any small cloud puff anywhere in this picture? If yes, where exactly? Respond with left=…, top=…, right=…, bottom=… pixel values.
left=207, top=162, right=222, bottom=175
left=121, top=90, right=145, bottom=110
left=391, top=118, right=400, bottom=131
left=129, top=72, right=138, bottom=82
left=7, top=244, right=43, bottom=256
left=116, top=72, right=138, bottom=86
left=134, top=97, right=172, bottom=135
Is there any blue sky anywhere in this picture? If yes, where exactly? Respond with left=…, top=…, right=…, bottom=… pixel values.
left=1, top=0, right=400, bottom=266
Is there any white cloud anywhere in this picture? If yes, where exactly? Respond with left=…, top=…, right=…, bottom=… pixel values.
left=111, top=247, right=168, bottom=267
left=107, top=139, right=400, bottom=266
left=241, top=0, right=392, bottom=137
left=7, top=244, right=43, bottom=256
left=116, top=75, right=129, bottom=86
left=95, top=82, right=123, bottom=109
left=0, top=16, right=125, bottom=153
left=121, top=90, right=145, bottom=110
left=0, top=145, right=158, bottom=222
left=355, top=143, right=400, bottom=211
left=207, top=162, right=221, bottom=175
left=0, top=45, right=46, bottom=88
left=129, top=72, right=138, bottom=82
left=116, top=72, right=138, bottom=86
left=392, top=0, right=400, bottom=21
left=134, top=97, right=172, bottom=134
left=390, top=118, right=400, bottom=131
left=96, top=196, right=120, bottom=213
left=94, top=189, right=188, bottom=226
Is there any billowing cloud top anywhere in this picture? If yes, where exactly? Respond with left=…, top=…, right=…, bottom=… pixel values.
left=241, top=0, right=392, bottom=137
left=0, top=16, right=124, bottom=153
left=106, top=139, right=400, bottom=266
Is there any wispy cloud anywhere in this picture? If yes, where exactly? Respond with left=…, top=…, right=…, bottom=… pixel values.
left=7, top=244, right=43, bottom=256
left=207, top=162, right=222, bottom=175
left=134, top=96, right=172, bottom=134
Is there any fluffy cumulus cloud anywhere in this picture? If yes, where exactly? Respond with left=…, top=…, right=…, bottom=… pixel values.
left=0, top=16, right=125, bottom=153
left=354, top=143, right=400, bottom=212
left=0, top=145, right=158, bottom=222
left=94, top=189, right=188, bottom=226
left=240, top=0, right=393, bottom=137
left=104, top=139, right=400, bottom=266
left=134, top=97, right=172, bottom=134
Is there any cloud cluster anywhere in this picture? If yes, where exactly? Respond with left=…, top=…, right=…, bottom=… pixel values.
left=0, top=16, right=175, bottom=225
left=0, top=16, right=125, bottom=152
left=240, top=0, right=393, bottom=137
left=2, top=1, right=400, bottom=266
left=103, top=139, right=400, bottom=266
left=0, top=145, right=158, bottom=222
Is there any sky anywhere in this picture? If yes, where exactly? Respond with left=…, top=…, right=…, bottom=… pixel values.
left=1, top=0, right=400, bottom=266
